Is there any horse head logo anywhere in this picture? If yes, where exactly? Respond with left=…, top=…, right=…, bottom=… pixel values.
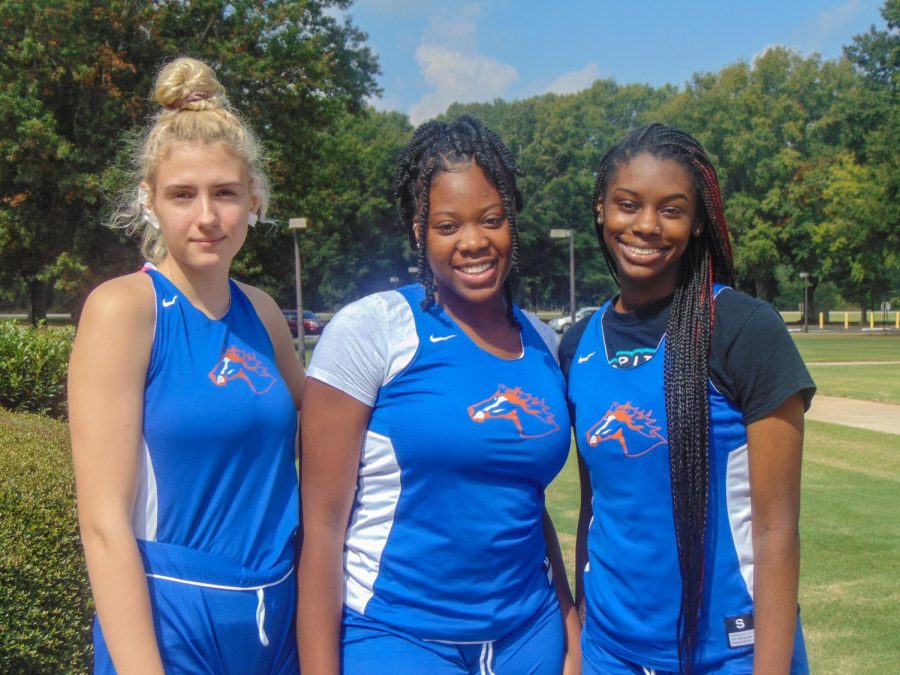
left=585, top=401, right=667, bottom=457
left=208, top=345, right=276, bottom=395
left=467, top=385, right=560, bottom=439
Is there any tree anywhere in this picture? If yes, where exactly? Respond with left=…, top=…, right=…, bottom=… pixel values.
left=833, top=0, right=900, bottom=314
left=0, top=0, right=379, bottom=321
left=814, top=153, right=897, bottom=315
left=291, top=108, right=413, bottom=308
left=657, top=49, right=862, bottom=309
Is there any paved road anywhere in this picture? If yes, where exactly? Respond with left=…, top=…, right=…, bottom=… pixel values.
left=806, top=395, right=900, bottom=436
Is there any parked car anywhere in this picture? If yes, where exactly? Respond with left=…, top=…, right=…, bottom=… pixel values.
left=548, top=306, right=600, bottom=333
left=282, top=309, right=326, bottom=337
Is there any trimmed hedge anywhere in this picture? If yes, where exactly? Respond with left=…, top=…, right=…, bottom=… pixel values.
left=0, top=321, right=74, bottom=419
left=0, top=408, right=92, bottom=673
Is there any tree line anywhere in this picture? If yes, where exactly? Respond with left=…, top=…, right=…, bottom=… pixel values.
left=1, top=0, right=897, bottom=321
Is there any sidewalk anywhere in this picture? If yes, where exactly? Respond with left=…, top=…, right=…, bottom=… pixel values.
left=806, top=395, right=900, bottom=436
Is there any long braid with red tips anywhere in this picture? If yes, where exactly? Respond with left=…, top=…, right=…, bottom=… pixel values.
left=591, top=123, right=735, bottom=674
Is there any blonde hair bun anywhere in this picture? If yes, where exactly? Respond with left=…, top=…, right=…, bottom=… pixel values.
left=107, top=56, right=271, bottom=264
left=154, top=57, right=227, bottom=112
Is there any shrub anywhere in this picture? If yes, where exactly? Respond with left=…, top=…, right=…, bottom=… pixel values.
left=0, top=408, right=92, bottom=673
left=0, top=321, right=73, bottom=419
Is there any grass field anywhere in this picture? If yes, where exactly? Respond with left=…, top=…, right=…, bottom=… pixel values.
left=789, top=333, right=900, bottom=403
left=807, top=364, right=900, bottom=403
left=546, top=334, right=899, bottom=671
left=791, top=333, right=900, bottom=363
left=546, top=419, right=900, bottom=673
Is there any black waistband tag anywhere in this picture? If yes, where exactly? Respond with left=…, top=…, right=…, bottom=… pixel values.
left=724, top=613, right=755, bottom=649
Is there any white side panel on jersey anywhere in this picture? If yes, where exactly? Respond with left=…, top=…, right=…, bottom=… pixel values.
left=379, top=290, right=419, bottom=385
left=343, top=429, right=401, bottom=613
left=523, top=311, right=560, bottom=362
left=725, top=443, right=754, bottom=597
left=131, top=439, right=158, bottom=541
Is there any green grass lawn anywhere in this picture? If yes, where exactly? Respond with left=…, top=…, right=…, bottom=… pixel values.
left=798, top=421, right=900, bottom=674
left=807, top=363, right=900, bottom=404
left=788, top=333, right=900, bottom=403
left=791, top=333, right=900, bottom=363
left=546, top=420, right=900, bottom=673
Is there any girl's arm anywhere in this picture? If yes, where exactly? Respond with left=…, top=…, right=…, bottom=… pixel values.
left=68, top=275, right=164, bottom=675
left=542, top=508, right=582, bottom=674
left=746, top=392, right=805, bottom=674
left=574, top=452, right=593, bottom=622
left=297, top=379, right=371, bottom=675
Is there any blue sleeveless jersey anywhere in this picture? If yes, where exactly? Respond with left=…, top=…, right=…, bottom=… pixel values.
left=136, top=267, right=299, bottom=572
left=569, top=289, right=761, bottom=670
left=342, top=285, right=570, bottom=641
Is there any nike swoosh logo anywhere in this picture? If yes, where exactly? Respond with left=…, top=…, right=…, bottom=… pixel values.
left=577, top=351, right=596, bottom=364
left=162, top=296, right=178, bottom=308
left=429, top=334, right=457, bottom=343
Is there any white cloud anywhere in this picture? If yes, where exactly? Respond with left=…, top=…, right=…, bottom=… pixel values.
left=408, top=45, right=518, bottom=124
left=367, top=92, right=403, bottom=112
left=794, top=0, right=864, bottom=51
left=360, top=0, right=435, bottom=14
left=423, top=3, right=482, bottom=50
left=811, top=0, right=863, bottom=36
left=543, top=63, right=601, bottom=95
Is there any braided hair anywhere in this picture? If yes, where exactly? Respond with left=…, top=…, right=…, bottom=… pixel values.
left=591, top=123, right=735, bottom=674
left=394, top=114, right=524, bottom=327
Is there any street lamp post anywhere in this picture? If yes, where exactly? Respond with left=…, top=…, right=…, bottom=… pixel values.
left=550, top=229, right=575, bottom=327
left=289, top=217, right=308, bottom=363
left=799, top=272, right=810, bottom=334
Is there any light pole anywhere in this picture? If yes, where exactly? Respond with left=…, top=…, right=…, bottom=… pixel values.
left=550, top=228, right=575, bottom=328
left=799, top=272, right=809, bottom=333
left=289, top=217, right=308, bottom=363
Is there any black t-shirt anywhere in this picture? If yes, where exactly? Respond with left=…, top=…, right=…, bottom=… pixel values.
left=559, top=288, right=815, bottom=424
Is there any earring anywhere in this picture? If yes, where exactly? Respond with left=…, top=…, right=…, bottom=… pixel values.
left=248, top=212, right=259, bottom=227
left=138, top=186, right=159, bottom=230
left=143, top=209, right=160, bottom=230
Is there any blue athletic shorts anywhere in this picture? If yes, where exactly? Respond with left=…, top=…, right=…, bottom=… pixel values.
left=340, top=596, right=563, bottom=674
left=93, top=541, right=298, bottom=674
left=582, top=617, right=809, bottom=675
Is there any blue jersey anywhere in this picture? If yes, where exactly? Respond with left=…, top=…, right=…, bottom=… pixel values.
left=136, top=267, right=298, bottom=571
left=569, top=291, right=766, bottom=670
left=309, top=284, right=570, bottom=642
left=93, top=267, right=301, bottom=674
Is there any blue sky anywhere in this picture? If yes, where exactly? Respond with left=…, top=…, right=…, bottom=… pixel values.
left=342, top=0, right=887, bottom=123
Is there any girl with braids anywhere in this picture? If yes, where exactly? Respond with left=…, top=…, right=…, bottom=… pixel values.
left=69, top=57, right=304, bottom=673
left=299, top=115, right=581, bottom=674
left=561, top=123, right=813, bottom=674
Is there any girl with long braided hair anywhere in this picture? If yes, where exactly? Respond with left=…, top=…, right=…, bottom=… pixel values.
left=560, top=124, right=813, bottom=674
left=299, top=115, right=581, bottom=674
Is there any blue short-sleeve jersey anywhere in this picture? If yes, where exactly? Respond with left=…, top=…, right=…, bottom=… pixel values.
left=314, top=285, right=570, bottom=642
left=569, top=290, right=782, bottom=670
